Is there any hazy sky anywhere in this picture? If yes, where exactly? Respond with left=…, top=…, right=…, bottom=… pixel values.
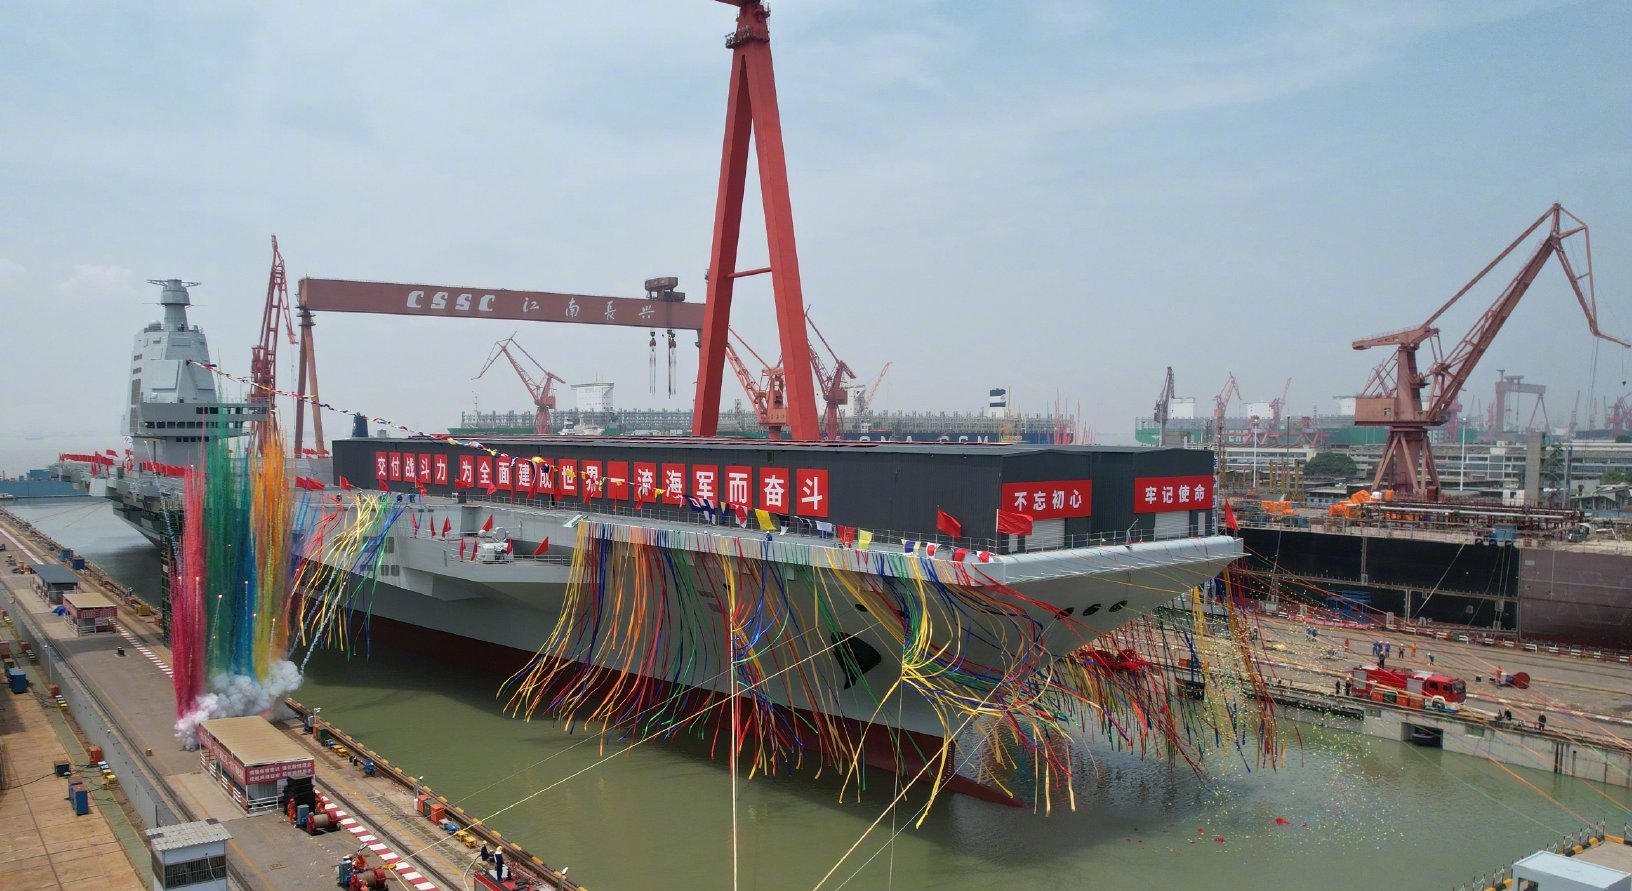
left=3, top=1, right=1629, bottom=450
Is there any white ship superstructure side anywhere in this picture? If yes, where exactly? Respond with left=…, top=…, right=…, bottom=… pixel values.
left=125, top=279, right=259, bottom=469
left=108, top=279, right=264, bottom=546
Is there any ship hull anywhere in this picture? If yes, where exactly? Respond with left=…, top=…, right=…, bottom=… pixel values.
left=354, top=607, right=1024, bottom=805
left=297, top=501, right=1240, bottom=800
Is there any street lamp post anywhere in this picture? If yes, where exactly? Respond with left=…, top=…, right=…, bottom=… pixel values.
left=1250, top=417, right=1260, bottom=493
left=1460, top=426, right=1468, bottom=491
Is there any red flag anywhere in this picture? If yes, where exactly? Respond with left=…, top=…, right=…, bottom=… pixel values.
left=976, top=551, right=992, bottom=563
left=532, top=537, right=550, bottom=556
left=1223, top=500, right=1239, bottom=533
left=837, top=525, right=856, bottom=546
left=936, top=509, right=963, bottom=539
left=952, top=547, right=969, bottom=562
left=340, top=477, right=353, bottom=491
left=735, top=504, right=749, bottom=526
left=416, top=482, right=427, bottom=498
left=411, top=513, right=419, bottom=533
left=996, top=509, right=1033, bottom=536
left=458, top=538, right=467, bottom=560
left=441, top=517, right=451, bottom=538
left=505, top=538, right=513, bottom=554
left=482, top=515, right=494, bottom=533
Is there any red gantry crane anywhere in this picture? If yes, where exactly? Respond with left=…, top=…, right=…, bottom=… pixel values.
left=474, top=336, right=566, bottom=435
left=804, top=310, right=856, bottom=441
left=1267, top=376, right=1293, bottom=442
left=1353, top=204, right=1628, bottom=500
left=724, top=328, right=788, bottom=437
left=1606, top=391, right=1632, bottom=439
left=249, top=235, right=298, bottom=446
left=692, top=0, right=821, bottom=440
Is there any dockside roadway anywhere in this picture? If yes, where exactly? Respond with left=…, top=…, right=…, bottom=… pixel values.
left=0, top=512, right=501, bottom=891
left=0, top=615, right=144, bottom=889
left=1240, top=611, right=1632, bottom=790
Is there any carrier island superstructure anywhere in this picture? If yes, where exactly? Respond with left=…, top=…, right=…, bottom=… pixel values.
left=107, top=279, right=263, bottom=546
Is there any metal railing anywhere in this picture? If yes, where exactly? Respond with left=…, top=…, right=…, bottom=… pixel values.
left=1452, top=824, right=1616, bottom=891
left=287, top=699, right=580, bottom=891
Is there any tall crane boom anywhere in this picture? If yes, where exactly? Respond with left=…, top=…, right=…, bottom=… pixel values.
left=1269, top=376, right=1292, bottom=432
left=249, top=235, right=297, bottom=443
left=1153, top=366, right=1175, bottom=445
left=1212, top=372, right=1239, bottom=442
left=855, top=362, right=891, bottom=415
left=724, top=329, right=788, bottom=438
left=1353, top=204, right=1628, bottom=499
left=804, top=309, right=856, bottom=441
left=474, top=336, right=565, bottom=435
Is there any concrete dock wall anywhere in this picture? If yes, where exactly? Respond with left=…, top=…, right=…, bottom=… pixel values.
left=1274, top=692, right=1632, bottom=790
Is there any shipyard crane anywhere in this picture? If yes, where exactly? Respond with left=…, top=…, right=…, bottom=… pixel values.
left=1212, top=373, right=1240, bottom=445
left=804, top=310, right=857, bottom=440
left=853, top=362, right=891, bottom=415
left=724, top=329, right=788, bottom=438
left=1493, top=373, right=1549, bottom=438
left=1268, top=377, right=1293, bottom=440
left=249, top=236, right=298, bottom=445
left=691, top=0, right=821, bottom=440
left=1153, top=367, right=1175, bottom=446
left=1352, top=204, right=1628, bottom=500
left=1292, top=416, right=1325, bottom=449
left=1606, top=391, right=1632, bottom=438
left=474, top=336, right=566, bottom=435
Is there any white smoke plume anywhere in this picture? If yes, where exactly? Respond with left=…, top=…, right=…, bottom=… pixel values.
left=175, top=659, right=304, bottom=745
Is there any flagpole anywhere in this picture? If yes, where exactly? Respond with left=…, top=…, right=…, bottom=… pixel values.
left=728, top=565, right=740, bottom=891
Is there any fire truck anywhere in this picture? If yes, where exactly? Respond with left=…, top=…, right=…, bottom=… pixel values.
left=1351, top=665, right=1467, bottom=709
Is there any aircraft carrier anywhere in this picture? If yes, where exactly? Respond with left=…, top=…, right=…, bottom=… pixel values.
left=317, top=434, right=1242, bottom=801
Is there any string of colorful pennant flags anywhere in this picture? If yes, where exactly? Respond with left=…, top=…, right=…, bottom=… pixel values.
left=185, top=359, right=1000, bottom=562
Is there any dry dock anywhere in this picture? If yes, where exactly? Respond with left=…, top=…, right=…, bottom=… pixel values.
left=0, top=509, right=571, bottom=891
